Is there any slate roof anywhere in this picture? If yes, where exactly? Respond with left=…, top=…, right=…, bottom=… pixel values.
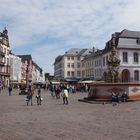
left=54, top=55, right=63, bottom=65
left=83, top=49, right=103, bottom=61
left=102, top=29, right=140, bottom=53
left=17, top=55, right=32, bottom=60
left=65, top=48, right=82, bottom=55
left=17, top=55, right=32, bottom=64
left=64, top=48, right=92, bottom=56
left=32, top=61, right=42, bottom=72
left=120, top=29, right=140, bottom=38
left=77, top=49, right=92, bottom=56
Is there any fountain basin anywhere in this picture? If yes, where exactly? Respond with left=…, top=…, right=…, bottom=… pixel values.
left=88, top=82, right=140, bottom=100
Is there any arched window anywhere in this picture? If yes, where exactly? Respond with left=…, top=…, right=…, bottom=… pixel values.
left=122, top=69, right=130, bottom=82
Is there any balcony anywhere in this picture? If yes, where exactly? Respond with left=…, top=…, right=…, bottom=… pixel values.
left=6, top=65, right=10, bottom=68
left=0, top=71, right=10, bottom=76
left=0, top=61, right=5, bottom=66
left=0, top=51, right=5, bottom=56
left=0, top=65, right=11, bottom=76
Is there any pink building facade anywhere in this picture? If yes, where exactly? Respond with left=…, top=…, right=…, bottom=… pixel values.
left=18, top=55, right=32, bottom=84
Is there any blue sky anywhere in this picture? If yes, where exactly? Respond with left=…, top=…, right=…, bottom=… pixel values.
left=0, top=0, right=140, bottom=74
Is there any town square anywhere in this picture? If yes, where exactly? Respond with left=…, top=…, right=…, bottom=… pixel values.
left=0, top=88, right=140, bottom=140
left=1, top=0, right=140, bottom=140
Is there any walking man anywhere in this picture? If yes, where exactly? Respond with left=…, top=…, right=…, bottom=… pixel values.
left=26, top=86, right=33, bottom=106
left=8, top=85, right=12, bottom=96
left=62, top=87, right=69, bottom=105
left=36, top=87, right=42, bottom=105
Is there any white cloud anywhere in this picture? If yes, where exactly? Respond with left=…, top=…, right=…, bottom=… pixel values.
left=31, top=44, right=66, bottom=74
left=0, top=0, right=140, bottom=74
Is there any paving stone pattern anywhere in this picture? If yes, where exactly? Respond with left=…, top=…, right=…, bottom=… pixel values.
left=0, top=89, right=140, bottom=140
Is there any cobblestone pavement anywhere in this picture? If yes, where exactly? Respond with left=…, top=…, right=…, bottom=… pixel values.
left=0, top=89, right=140, bottom=140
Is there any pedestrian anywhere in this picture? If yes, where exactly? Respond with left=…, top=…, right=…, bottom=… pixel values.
left=8, top=85, right=12, bottom=96
left=36, top=87, right=42, bottom=105
left=62, top=87, right=69, bottom=105
left=26, top=87, right=33, bottom=106
left=0, top=85, right=2, bottom=94
left=50, top=85, right=55, bottom=98
left=56, top=86, right=61, bottom=99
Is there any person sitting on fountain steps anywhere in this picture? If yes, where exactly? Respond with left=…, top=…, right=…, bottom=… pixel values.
left=122, top=91, right=128, bottom=102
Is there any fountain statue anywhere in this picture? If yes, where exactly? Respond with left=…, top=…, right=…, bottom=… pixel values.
left=106, top=34, right=120, bottom=83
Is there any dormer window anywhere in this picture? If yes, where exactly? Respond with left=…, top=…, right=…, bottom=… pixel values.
left=136, top=38, right=140, bottom=44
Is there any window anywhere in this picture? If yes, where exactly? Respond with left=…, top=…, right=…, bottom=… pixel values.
left=123, top=52, right=128, bottom=63
left=103, top=57, right=105, bottom=66
left=67, top=71, right=70, bottom=77
left=82, top=63, right=85, bottom=67
left=7, top=50, right=10, bottom=55
left=77, top=71, right=81, bottom=77
left=71, top=71, right=75, bottom=77
left=134, top=52, right=139, bottom=63
left=106, top=56, right=108, bottom=65
left=77, top=63, right=80, bottom=68
left=3, top=57, right=5, bottom=63
left=67, top=56, right=70, bottom=60
left=71, top=63, right=74, bottom=68
left=82, top=70, right=85, bottom=77
left=134, top=70, right=139, bottom=82
left=4, top=48, right=6, bottom=53
left=99, top=59, right=101, bottom=66
left=67, top=63, right=70, bottom=68
left=136, top=38, right=140, bottom=44
left=0, top=47, right=3, bottom=52
left=71, top=56, right=74, bottom=60
left=0, top=67, right=2, bottom=72
left=77, top=57, right=80, bottom=61
left=96, top=60, right=98, bottom=66
left=7, top=58, right=9, bottom=65
left=87, top=62, right=89, bottom=67
left=95, top=61, right=96, bottom=67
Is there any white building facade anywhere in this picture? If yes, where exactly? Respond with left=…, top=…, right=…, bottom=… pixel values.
left=54, top=48, right=92, bottom=81
left=9, top=54, right=22, bottom=83
left=81, top=29, right=140, bottom=82
left=32, top=61, right=45, bottom=83
left=102, top=29, right=140, bottom=82
left=54, top=29, right=140, bottom=82
left=0, top=28, right=10, bottom=87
